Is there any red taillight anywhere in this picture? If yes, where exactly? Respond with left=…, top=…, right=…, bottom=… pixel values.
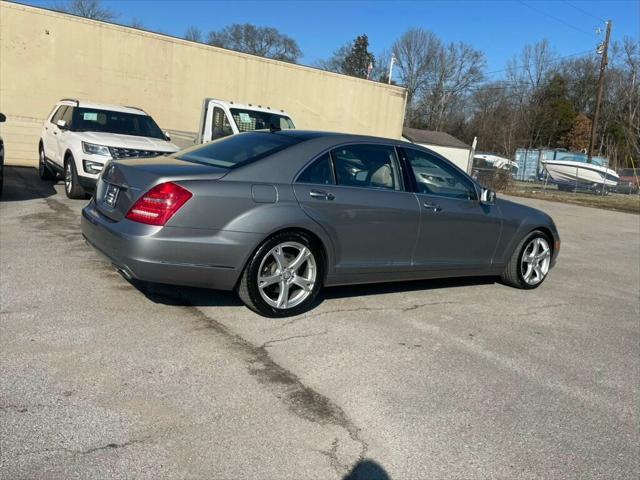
left=126, top=182, right=192, bottom=226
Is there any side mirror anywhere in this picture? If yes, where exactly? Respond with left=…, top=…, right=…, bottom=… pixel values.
left=480, top=187, right=496, bottom=204
left=56, top=119, right=67, bottom=129
left=0, top=113, right=6, bottom=123
left=164, top=131, right=171, bottom=141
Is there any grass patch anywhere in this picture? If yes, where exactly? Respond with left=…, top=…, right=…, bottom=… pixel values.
left=505, top=183, right=640, bottom=215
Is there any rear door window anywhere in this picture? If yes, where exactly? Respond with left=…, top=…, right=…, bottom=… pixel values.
left=296, top=153, right=334, bottom=185
left=332, top=144, right=403, bottom=191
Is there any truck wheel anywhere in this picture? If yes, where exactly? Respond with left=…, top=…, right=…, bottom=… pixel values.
left=64, top=155, right=86, bottom=199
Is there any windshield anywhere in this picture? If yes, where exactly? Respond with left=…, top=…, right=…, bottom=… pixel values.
left=230, top=108, right=295, bottom=132
left=619, top=168, right=638, bottom=176
left=71, top=107, right=165, bottom=139
left=176, top=132, right=302, bottom=169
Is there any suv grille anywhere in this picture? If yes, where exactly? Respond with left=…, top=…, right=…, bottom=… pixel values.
left=108, top=147, right=167, bottom=159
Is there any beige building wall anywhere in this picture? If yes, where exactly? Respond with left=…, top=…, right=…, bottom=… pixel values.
left=0, top=2, right=407, bottom=166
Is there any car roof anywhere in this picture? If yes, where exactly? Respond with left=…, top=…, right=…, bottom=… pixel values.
left=57, top=99, right=148, bottom=116
left=265, top=129, right=412, bottom=144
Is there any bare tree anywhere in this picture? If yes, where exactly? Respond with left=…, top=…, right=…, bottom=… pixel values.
left=184, top=26, right=203, bottom=43
left=129, top=18, right=144, bottom=29
left=206, top=24, right=302, bottom=63
left=54, top=0, right=117, bottom=21
left=391, top=28, right=442, bottom=122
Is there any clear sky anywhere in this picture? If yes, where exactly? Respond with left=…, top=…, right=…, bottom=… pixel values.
left=15, top=0, right=640, bottom=77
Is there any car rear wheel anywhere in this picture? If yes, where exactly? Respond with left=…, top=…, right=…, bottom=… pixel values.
left=500, top=230, right=552, bottom=289
left=38, top=145, right=54, bottom=180
left=238, top=231, right=323, bottom=317
left=64, top=155, right=87, bottom=199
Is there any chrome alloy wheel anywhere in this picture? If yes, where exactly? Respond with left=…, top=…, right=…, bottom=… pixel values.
left=64, top=162, right=72, bottom=193
left=257, top=241, right=317, bottom=310
left=39, top=148, right=46, bottom=177
left=521, top=237, right=551, bottom=286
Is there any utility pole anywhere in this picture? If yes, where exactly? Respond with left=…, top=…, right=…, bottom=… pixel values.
left=388, top=54, right=395, bottom=85
left=587, top=20, right=612, bottom=163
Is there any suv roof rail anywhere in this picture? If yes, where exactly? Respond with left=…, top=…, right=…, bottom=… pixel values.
left=60, top=98, right=80, bottom=106
left=124, top=105, right=147, bottom=114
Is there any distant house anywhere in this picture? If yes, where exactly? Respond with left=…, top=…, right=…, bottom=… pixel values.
left=402, top=127, right=474, bottom=173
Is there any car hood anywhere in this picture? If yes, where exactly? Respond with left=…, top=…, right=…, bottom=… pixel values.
left=76, top=132, right=179, bottom=152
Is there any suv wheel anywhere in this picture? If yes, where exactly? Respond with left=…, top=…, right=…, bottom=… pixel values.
left=38, top=145, right=54, bottom=180
left=64, top=155, right=86, bottom=199
left=238, top=231, right=324, bottom=317
left=500, top=230, right=552, bottom=289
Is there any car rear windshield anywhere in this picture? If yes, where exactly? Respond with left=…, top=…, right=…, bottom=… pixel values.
left=619, top=169, right=638, bottom=176
left=71, top=108, right=165, bottom=139
left=230, top=108, right=295, bottom=132
left=176, top=132, right=302, bottom=169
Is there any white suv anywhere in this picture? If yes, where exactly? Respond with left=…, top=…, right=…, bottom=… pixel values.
left=39, top=99, right=180, bottom=199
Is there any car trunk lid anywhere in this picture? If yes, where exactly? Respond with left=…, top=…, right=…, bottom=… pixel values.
left=95, top=156, right=228, bottom=222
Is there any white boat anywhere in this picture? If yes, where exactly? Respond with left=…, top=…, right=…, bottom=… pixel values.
left=474, top=154, right=519, bottom=173
left=541, top=159, right=619, bottom=190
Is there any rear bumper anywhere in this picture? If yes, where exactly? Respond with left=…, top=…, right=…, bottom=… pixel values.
left=81, top=200, right=262, bottom=290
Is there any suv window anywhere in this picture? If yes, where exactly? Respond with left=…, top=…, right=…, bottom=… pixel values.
left=332, top=144, right=402, bottom=191
left=297, top=153, right=334, bottom=185
left=212, top=107, right=233, bottom=140
left=50, top=106, right=67, bottom=125
left=177, top=132, right=302, bottom=169
left=71, top=108, right=165, bottom=139
left=404, top=148, right=476, bottom=200
left=61, top=106, right=74, bottom=127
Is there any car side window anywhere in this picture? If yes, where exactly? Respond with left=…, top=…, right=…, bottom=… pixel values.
left=297, top=153, right=334, bottom=185
left=404, top=148, right=476, bottom=200
left=212, top=107, right=233, bottom=140
left=50, top=106, right=67, bottom=125
left=332, top=144, right=403, bottom=191
left=61, top=106, right=74, bottom=128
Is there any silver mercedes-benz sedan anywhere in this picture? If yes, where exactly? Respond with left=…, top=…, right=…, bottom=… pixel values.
left=81, top=130, right=560, bottom=317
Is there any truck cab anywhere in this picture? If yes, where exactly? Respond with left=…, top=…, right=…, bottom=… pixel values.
left=196, top=98, right=295, bottom=144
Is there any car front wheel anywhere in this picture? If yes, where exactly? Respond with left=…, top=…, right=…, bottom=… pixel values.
left=64, top=156, right=87, bottom=199
left=501, top=230, right=552, bottom=289
left=238, top=231, right=324, bottom=317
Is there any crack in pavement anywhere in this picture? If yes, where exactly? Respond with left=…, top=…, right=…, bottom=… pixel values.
left=154, top=291, right=370, bottom=468
left=269, top=301, right=459, bottom=330
left=261, top=329, right=329, bottom=349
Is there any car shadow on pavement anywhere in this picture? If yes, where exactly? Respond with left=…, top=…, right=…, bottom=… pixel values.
left=131, top=280, right=244, bottom=308
left=343, top=460, right=392, bottom=480
left=323, top=275, right=497, bottom=300
left=1, top=166, right=58, bottom=202
left=133, top=275, right=497, bottom=310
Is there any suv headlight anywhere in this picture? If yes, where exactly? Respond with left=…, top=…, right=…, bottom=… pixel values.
left=82, top=142, right=110, bottom=156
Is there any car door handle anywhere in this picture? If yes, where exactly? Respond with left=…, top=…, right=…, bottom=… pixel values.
left=423, top=201, right=442, bottom=212
left=309, top=189, right=335, bottom=200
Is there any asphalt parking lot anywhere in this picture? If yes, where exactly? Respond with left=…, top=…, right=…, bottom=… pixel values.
left=1, top=166, right=639, bottom=479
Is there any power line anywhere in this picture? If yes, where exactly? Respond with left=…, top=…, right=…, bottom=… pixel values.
left=517, top=0, right=595, bottom=37
left=483, top=49, right=595, bottom=79
left=561, top=0, right=607, bottom=24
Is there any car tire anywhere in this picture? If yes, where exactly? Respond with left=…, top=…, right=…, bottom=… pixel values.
left=38, top=144, right=54, bottom=180
left=64, top=155, right=87, bottom=199
left=237, top=231, right=324, bottom=317
left=500, top=230, right=553, bottom=290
